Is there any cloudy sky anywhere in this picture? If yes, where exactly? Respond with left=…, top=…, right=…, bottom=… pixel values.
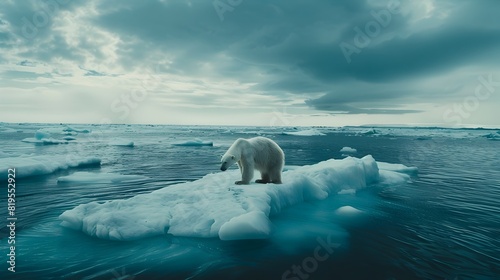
left=0, top=0, right=499, bottom=127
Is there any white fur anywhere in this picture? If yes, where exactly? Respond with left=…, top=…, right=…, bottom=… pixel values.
left=220, top=137, right=285, bottom=185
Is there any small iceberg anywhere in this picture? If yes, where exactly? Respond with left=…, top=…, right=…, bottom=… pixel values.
left=339, top=147, right=357, bottom=153
left=337, top=189, right=356, bottom=195
left=35, top=130, right=51, bottom=140
left=63, top=125, right=91, bottom=133
left=335, top=206, right=363, bottom=215
left=361, top=128, right=379, bottom=135
left=483, top=133, right=500, bottom=141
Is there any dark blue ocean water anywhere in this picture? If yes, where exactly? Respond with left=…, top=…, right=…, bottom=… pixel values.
left=0, top=124, right=499, bottom=280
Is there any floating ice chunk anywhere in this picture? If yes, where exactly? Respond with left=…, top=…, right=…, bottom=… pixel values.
left=361, top=128, right=378, bottom=135
left=219, top=211, right=271, bottom=240
left=282, top=129, right=325, bottom=136
left=21, top=138, right=69, bottom=145
left=22, top=130, right=69, bottom=145
left=483, top=133, right=500, bottom=141
left=63, top=126, right=91, bottom=133
left=109, top=139, right=134, bottom=147
left=57, top=172, right=147, bottom=184
left=335, top=206, right=363, bottom=215
left=339, top=147, right=357, bottom=153
left=338, top=189, right=356, bottom=195
left=0, top=155, right=101, bottom=179
left=35, top=130, right=51, bottom=140
left=59, top=155, right=412, bottom=241
left=377, top=162, right=418, bottom=174
left=63, top=131, right=78, bottom=136
left=36, top=127, right=65, bottom=134
left=172, top=139, right=214, bottom=146
left=0, top=126, right=19, bottom=133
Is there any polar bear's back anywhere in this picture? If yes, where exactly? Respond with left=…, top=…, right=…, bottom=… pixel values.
left=246, top=137, right=284, bottom=170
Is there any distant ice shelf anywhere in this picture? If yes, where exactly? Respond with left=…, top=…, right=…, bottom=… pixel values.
left=282, top=129, right=325, bottom=136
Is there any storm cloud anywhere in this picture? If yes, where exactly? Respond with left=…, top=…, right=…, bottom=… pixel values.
left=0, top=0, right=499, bottom=126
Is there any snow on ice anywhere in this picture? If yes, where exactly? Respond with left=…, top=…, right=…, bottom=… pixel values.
left=59, top=155, right=412, bottom=241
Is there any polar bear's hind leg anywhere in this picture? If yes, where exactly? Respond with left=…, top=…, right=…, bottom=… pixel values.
left=255, top=172, right=270, bottom=184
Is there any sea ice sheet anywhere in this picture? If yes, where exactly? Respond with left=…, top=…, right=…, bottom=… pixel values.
left=59, top=155, right=412, bottom=241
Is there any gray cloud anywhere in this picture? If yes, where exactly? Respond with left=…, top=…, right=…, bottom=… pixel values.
left=0, top=0, right=499, bottom=125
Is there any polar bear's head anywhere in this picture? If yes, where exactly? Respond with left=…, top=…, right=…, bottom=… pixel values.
left=220, top=154, right=238, bottom=171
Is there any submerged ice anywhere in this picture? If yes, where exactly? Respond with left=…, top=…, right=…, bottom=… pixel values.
left=59, top=155, right=412, bottom=241
left=57, top=172, right=147, bottom=184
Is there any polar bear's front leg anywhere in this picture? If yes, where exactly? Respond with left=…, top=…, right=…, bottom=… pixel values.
left=235, top=160, right=254, bottom=185
left=237, top=160, right=243, bottom=175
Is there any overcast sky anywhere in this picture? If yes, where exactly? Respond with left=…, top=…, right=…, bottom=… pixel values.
left=1, top=0, right=499, bottom=127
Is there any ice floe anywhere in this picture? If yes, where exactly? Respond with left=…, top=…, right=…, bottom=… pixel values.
left=59, top=155, right=412, bottom=241
left=172, top=139, right=214, bottom=146
left=0, top=155, right=101, bottom=179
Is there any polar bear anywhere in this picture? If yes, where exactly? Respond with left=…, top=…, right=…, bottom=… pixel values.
left=220, top=136, right=284, bottom=185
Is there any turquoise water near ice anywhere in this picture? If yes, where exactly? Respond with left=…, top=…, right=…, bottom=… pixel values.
left=0, top=123, right=499, bottom=279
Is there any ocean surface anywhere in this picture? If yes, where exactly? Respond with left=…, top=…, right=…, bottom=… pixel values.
left=0, top=123, right=499, bottom=280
